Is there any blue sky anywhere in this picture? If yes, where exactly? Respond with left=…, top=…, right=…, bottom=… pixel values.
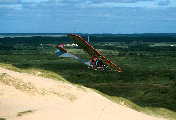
left=0, top=0, right=175, bottom=33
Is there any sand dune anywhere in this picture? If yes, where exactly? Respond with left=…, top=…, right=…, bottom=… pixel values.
left=0, top=67, right=164, bottom=120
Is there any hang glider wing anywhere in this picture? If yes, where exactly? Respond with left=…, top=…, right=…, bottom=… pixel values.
left=67, top=34, right=123, bottom=72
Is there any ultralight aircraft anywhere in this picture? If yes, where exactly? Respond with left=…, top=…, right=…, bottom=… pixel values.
left=54, top=34, right=123, bottom=72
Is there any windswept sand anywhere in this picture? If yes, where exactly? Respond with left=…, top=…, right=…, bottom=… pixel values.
left=0, top=67, right=164, bottom=120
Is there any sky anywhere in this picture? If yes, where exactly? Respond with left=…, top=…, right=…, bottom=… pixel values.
left=0, top=0, right=176, bottom=34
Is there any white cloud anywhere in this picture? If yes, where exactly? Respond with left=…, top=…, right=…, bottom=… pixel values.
left=0, top=0, right=21, bottom=4
left=169, top=0, right=176, bottom=7
left=74, top=1, right=157, bottom=8
left=0, top=0, right=175, bottom=33
left=63, top=0, right=155, bottom=3
left=0, top=4, right=22, bottom=10
left=74, top=0, right=176, bottom=8
left=22, top=0, right=48, bottom=3
left=94, top=0, right=154, bottom=3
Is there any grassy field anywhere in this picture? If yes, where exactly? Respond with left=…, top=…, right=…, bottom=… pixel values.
left=0, top=36, right=176, bottom=119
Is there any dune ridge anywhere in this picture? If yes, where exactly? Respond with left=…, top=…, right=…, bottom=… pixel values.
left=0, top=67, right=164, bottom=120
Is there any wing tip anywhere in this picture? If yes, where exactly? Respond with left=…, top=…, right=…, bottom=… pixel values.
left=67, top=34, right=73, bottom=36
left=118, top=67, right=123, bottom=72
left=114, top=68, right=123, bottom=72
left=118, top=69, right=123, bottom=72
left=67, top=34, right=77, bottom=36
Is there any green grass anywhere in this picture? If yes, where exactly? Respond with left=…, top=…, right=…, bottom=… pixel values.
left=0, top=118, right=6, bottom=120
left=21, top=68, right=68, bottom=83
left=92, top=89, right=176, bottom=120
left=0, top=63, right=21, bottom=72
left=0, top=63, right=68, bottom=83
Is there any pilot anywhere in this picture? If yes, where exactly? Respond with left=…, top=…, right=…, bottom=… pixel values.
left=98, top=56, right=103, bottom=67
left=91, top=56, right=97, bottom=67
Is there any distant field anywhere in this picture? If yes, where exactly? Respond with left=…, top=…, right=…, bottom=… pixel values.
left=0, top=34, right=176, bottom=119
left=150, top=43, right=176, bottom=47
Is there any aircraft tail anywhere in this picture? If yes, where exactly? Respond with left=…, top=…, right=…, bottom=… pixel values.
left=55, top=44, right=69, bottom=57
left=59, top=44, right=64, bottom=49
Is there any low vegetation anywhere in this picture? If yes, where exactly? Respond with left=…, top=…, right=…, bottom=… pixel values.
left=17, top=110, right=36, bottom=117
left=0, top=34, right=175, bottom=119
left=0, top=118, right=6, bottom=120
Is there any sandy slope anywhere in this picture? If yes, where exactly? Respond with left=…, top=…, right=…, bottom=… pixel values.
left=0, top=67, right=164, bottom=120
